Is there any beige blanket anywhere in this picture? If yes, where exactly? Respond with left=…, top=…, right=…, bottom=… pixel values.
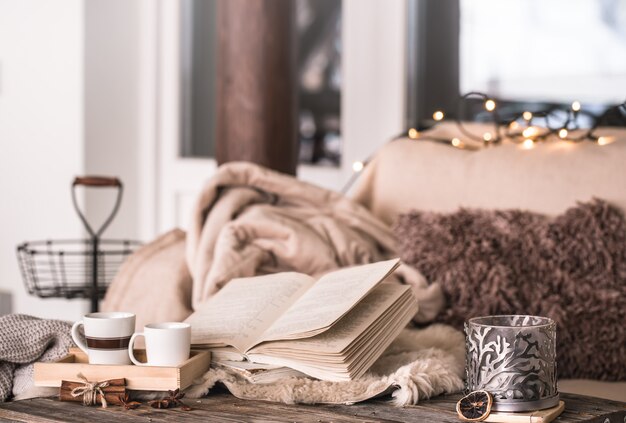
left=104, top=162, right=444, bottom=325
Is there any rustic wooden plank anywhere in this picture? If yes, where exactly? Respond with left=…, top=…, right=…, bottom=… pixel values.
left=0, top=396, right=387, bottom=423
left=0, top=398, right=141, bottom=423
left=153, top=395, right=397, bottom=423
left=311, top=395, right=464, bottom=423
left=0, top=406, right=61, bottom=423
left=1, top=392, right=624, bottom=423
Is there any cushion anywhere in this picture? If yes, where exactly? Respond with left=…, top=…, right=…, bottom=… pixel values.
left=394, top=199, right=626, bottom=381
left=352, top=123, right=626, bottom=225
left=101, top=229, right=193, bottom=331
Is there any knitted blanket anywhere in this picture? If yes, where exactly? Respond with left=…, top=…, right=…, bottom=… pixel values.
left=0, top=314, right=74, bottom=401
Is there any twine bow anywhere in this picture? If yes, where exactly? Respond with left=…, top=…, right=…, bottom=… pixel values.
left=70, top=373, right=110, bottom=408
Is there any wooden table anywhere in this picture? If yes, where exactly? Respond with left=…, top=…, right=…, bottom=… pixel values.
left=0, top=391, right=624, bottom=422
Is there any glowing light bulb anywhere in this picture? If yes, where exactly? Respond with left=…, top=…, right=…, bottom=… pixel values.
left=483, top=132, right=493, bottom=142
left=433, top=110, right=444, bottom=121
left=523, top=111, right=533, bottom=121
left=352, top=161, right=364, bottom=172
left=597, top=136, right=613, bottom=146
left=451, top=137, right=461, bottom=147
left=522, top=127, right=537, bottom=138
left=558, top=129, right=568, bottom=139
left=522, top=139, right=534, bottom=149
left=408, top=128, right=419, bottom=139
left=571, top=101, right=581, bottom=112
left=485, top=99, right=496, bottom=112
left=509, top=121, right=520, bottom=130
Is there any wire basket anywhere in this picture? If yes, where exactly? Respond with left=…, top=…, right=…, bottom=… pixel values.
left=17, top=239, right=140, bottom=300
left=16, top=176, right=142, bottom=312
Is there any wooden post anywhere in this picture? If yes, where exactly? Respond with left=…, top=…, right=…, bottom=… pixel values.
left=216, top=0, right=298, bottom=175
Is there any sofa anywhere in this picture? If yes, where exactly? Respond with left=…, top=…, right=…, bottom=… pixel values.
left=101, top=121, right=626, bottom=402
left=351, top=122, right=626, bottom=402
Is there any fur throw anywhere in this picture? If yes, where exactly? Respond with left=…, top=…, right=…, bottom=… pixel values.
left=394, top=199, right=626, bottom=381
left=185, top=324, right=465, bottom=406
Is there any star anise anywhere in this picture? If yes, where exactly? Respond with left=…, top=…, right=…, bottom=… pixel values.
left=148, top=389, right=192, bottom=411
left=119, top=393, right=141, bottom=410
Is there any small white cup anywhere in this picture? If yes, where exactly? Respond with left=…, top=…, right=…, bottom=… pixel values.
left=71, top=312, right=136, bottom=365
left=128, top=322, right=191, bottom=367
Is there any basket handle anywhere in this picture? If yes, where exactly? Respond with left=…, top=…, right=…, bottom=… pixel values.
left=71, top=175, right=124, bottom=238
left=73, top=176, right=122, bottom=187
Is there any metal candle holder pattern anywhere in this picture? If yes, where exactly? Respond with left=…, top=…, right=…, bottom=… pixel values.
left=464, top=315, right=559, bottom=412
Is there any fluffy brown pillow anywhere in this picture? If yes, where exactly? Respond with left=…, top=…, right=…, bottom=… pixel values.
left=394, top=199, right=626, bottom=381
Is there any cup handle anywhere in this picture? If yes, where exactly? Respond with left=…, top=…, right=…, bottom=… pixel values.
left=128, top=332, right=147, bottom=366
left=71, top=321, right=88, bottom=355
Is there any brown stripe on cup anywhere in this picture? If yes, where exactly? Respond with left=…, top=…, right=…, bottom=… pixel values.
left=86, top=336, right=131, bottom=350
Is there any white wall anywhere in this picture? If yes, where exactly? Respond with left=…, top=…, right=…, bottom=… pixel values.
left=84, top=0, right=142, bottom=241
left=0, top=0, right=88, bottom=319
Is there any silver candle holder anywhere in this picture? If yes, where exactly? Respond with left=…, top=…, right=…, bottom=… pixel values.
left=465, top=315, right=559, bottom=412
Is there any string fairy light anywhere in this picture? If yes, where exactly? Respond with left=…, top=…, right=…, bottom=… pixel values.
left=413, top=91, right=625, bottom=149
left=522, top=139, right=535, bottom=149
left=433, top=110, right=444, bottom=121
left=522, top=127, right=537, bottom=138
left=351, top=161, right=364, bottom=172
left=340, top=91, right=625, bottom=193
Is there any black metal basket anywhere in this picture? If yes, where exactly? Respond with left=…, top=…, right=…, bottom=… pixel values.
left=16, top=176, right=141, bottom=312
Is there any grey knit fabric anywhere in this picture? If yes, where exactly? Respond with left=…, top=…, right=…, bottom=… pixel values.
left=0, top=314, right=74, bottom=401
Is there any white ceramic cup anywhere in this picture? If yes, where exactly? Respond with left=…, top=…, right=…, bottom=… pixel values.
left=71, top=312, right=136, bottom=365
left=128, top=322, right=191, bottom=367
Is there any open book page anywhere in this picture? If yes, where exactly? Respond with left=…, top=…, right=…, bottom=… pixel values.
left=186, top=272, right=315, bottom=352
left=251, top=282, right=409, bottom=354
left=246, top=283, right=417, bottom=381
left=258, top=259, right=400, bottom=343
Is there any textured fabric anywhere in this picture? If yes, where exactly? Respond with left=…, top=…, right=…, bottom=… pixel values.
left=394, top=199, right=626, bottom=381
left=184, top=161, right=444, bottom=323
left=186, top=324, right=465, bottom=406
left=0, top=314, right=73, bottom=401
left=352, top=124, right=626, bottom=225
left=102, top=229, right=193, bottom=331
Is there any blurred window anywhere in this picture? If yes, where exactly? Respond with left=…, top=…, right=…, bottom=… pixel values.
left=460, top=0, right=626, bottom=104
left=180, top=0, right=342, bottom=166
left=407, top=0, right=626, bottom=127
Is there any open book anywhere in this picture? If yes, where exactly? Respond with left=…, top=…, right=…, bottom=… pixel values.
left=213, top=360, right=308, bottom=384
left=186, top=259, right=418, bottom=381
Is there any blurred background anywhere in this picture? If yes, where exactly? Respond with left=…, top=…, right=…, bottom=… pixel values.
left=0, top=0, right=624, bottom=320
